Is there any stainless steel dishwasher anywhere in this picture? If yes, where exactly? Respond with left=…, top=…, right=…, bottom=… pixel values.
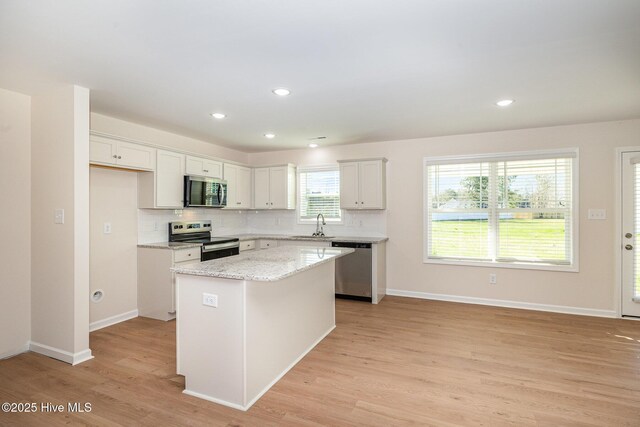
left=331, top=242, right=372, bottom=302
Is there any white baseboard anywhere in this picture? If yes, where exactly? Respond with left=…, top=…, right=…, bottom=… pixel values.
left=0, top=343, right=30, bottom=360
left=182, top=390, right=246, bottom=411
left=29, top=341, right=94, bottom=365
left=89, top=309, right=139, bottom=332
left=386, top=289, right=617, bottom=318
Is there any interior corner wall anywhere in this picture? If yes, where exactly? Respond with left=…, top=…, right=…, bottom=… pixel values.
left=249, top=119, right=640, bottom=314
left=31, top=85, right=91, bottom=363
left=0, top=88, right=31, bottom=359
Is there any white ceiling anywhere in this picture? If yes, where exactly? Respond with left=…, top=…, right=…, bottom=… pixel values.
left=1, top=1, right=639, bottom=152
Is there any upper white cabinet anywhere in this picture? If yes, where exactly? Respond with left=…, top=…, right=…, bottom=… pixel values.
left=223, top=163, right=252, bottom=209
left=185, top=155, right=222, bottom=178
left=253, top=164, right=296, bottom=209
left=338, top=158, right=387, bottom=210
left=90, top=135, right=156, bottom=171
left=139, top=149, right=186, bottom=209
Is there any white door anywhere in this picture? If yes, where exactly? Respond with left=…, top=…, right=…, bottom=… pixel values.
left=185, top=156, right=204, bottom=176
left=203, top=159, right=223, bottom=178
left=359, top=160, right=383, bottom=209
left=253, top=167, right=271, bottom=209
left=89, top=137, right=117, bottom=165
left=117, top=141, right=155, bottom=170
left=621, top=151, right=640, bottom=317
left=340, top=162, right=360, bottom=209
left=237, top=166, right=252, bottom=208
left=156, top=150, right=185, bottom=208
left=269, top=166, right=288, bottom=209
left=223, top=163, right=239, bottom=207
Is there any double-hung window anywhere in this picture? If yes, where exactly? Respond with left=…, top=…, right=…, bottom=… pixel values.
left=298, top=165, right=341, bottom=223
left=424, top=149, right=578, bottom=270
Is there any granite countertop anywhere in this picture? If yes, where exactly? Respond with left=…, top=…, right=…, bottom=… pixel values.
left=171, top=246, right=354, bottom=281
left=139, top=234, right=388, bottom=250
left=219, top=234, right=388, bottom=244
left=137, top=242, right=203, bottom=250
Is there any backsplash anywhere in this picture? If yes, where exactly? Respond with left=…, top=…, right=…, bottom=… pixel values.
left=138, top=208, right=386, bottom=243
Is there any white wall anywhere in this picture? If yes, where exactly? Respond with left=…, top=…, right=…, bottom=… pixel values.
left=31, top=85, right=91, bottom=363
left=90, top=167, right=138, bottom=325
left=249, top=119, right=640, bottom=314
left=91, top=113, right=249, bottom=165
left=0, top=88, right=31, bottom=358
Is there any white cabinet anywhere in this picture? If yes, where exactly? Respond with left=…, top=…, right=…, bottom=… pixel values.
left=259, top=240, right=278, bottom=249
left=253, top=164, right=296, bottom=209
left=138, top=149, right=186, bottom=209
left=224, top=163, right=252, bottom=209
left=338, top=158, right=387, bottom=209
left=138, top=246, right=200, bottom=321
left=185, top=155, right=222, bottom=178
left=239, top=240, right=256, bottom=252
left=90, top=135, right=156, bottom=171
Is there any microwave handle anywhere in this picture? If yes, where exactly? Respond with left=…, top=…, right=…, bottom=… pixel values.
left=217, top=183, right=225, bottom=205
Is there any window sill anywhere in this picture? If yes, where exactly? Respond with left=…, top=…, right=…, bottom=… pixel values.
left=423, top=257, right=578, bottom=272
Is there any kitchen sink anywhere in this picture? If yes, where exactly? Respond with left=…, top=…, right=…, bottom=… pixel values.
left=292, top=235, right=335, bottom=239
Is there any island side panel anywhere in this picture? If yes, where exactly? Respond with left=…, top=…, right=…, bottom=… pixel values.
left=176, top=274, right=246, bottom=408
left=245, top=261, right=336, bottom=407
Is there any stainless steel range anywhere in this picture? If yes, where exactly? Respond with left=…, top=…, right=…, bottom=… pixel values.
left=168, top=221, right=239, bottom=261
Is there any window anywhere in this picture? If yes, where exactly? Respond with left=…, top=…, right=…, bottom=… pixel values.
left=298, top=166, right=341, bottom=223
left=424, top=149, right=578, bottom=270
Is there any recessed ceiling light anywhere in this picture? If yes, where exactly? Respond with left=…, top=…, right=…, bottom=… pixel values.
left=272, top=88, right=291, bottom=96
left=496, top=99, right=514, bottom=107
left=309, top=143, right=318, bottom=148
left=210, top=112, right=226, bottom=119
left=264, top=133, right=276, bottom=139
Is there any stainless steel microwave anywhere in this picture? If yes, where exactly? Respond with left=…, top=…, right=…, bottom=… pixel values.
left=184, top=176, right=227, bottom=208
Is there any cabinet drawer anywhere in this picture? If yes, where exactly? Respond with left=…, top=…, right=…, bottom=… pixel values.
left=259, top=240, right=278, bottom=249
left=239, top=240, right=256, bottom=252
left=174, top=248, right=200, bottom=263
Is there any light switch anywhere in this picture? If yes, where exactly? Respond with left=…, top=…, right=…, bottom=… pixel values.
left=103, top=222, right=112, bottom=234
left=588, top=209, right=606, bottom=220
left=54, top=209, right=64, bottom=224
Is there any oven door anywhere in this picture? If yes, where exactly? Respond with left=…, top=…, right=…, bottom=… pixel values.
left=201, top=241, right=240, bottom=261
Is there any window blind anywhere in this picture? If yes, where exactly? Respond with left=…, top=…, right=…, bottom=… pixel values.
left=425, top=152, right=575, bottom=266
left=298, top=167, right=341, bottom=221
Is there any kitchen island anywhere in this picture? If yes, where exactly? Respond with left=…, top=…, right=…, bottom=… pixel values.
left=172, top=245, right=354, bottom=411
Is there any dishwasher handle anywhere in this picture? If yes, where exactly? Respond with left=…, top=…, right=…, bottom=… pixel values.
left=331, top=242, right=371, bottom=249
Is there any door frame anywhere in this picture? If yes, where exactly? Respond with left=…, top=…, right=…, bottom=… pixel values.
left=615, top=146, right=640, bottom=319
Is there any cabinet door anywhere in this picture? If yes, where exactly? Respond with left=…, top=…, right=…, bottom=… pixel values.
left=359, top=160, right=384, bottom=209
left=253, top=167, right=271, bottom=209
left=185, top=156, right=204, bottom=176
left=269, top=166, right=288, bottom=209
left=156, top=150, right=185, bottom=208
left=237, top=166, right=252, bottom=208
left=340, top=162, right=360, bottom=209
left=223, top=163, right=239, bottom=208
left=117, top=141, right=156, bottom=170
left=203, top=159, right=223, bottom=178
left=90, top=137, right=117, bottom=165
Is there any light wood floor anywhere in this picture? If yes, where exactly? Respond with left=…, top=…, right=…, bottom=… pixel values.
left=2, top=297, right=640, bottom=426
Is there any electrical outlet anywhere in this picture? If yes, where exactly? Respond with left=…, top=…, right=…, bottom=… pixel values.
left=202, top=293, right=218, bottom=307
left=489, top=273, right=497, bottom=284
left=54, top=208, right=64, bottom=224
left=103, top=222, right=112, bottom=234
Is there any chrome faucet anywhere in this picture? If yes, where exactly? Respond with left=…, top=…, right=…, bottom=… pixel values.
left=313, top=213, right=326, bottom=237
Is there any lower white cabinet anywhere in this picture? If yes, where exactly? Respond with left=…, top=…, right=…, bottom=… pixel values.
left=239, top=240, right=256, bottom=252
left=276, top=240, right=331, bottom=248
left=138, top=246, right=200, bottom=321
left=259, top=240, right=278, bottom=249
